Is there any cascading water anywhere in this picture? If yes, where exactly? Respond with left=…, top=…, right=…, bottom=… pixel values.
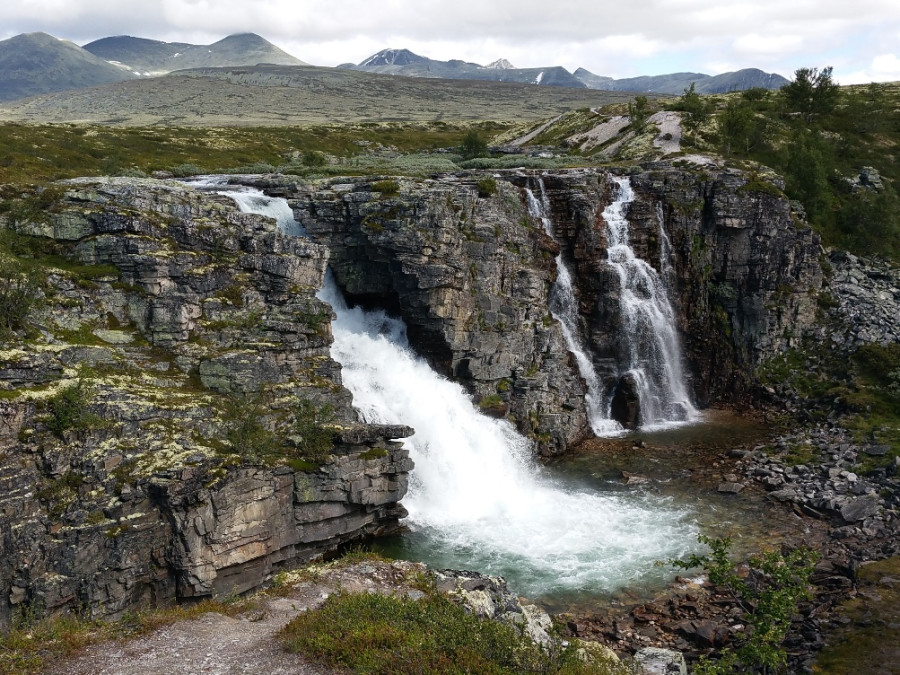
left=525, top=183, right=621, bottom=436
left=604, top=176, right=698, bottom=429
left=217, top=184, right=698, bottom=600
left=528, top=175, right=697, bottom=434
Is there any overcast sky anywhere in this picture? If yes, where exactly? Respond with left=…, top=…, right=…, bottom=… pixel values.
left=3, top=0, right=899, bottom=83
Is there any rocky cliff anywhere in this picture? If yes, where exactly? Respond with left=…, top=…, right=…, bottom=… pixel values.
left=0, top=163, right=825, bottom=626
left=0, top=178, right=411, bottom=627
left=286, top=165, right=823, bottom=437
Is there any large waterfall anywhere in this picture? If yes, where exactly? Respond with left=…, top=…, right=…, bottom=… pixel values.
left=223, top=185, right=697, bottom=599
left=604, top=176, right=698, bottom=429
left=528, top=176, right=697, bottom=434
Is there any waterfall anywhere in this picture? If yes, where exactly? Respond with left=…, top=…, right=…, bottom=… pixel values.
left=222, top=186, right=697, bottom=598
left=604, top=176, right=698, bottom=429
left=527, top=175, right=697, bottom=434
left=525, top=184, right=622, bottom=436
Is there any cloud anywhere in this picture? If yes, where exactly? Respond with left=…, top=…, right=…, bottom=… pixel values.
left=1, top=0, right=899, bottom=80
left=842, top=53, right=900, bottom=84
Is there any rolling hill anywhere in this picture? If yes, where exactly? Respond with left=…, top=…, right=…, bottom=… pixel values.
left=83, top=33, right=308, bottom=75
left=573, top=67, right=789, bottom=94
left=0, top=32, right=135, bottom=102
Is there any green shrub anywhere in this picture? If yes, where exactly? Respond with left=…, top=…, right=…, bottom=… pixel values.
left=280, top=589, right=621, bottom=674
left=476, top=177, right=498, bottom=198
left=0, top=256, right=42, bottom=339
left=302, top=150, right=327, bottom=167
left=222, top=394, right=283, bottom=459
left=169, top=163, right=205, bottom=178
left=672, top=535, right=818, bottom=674
left=458, top=130, right=489, bottom=160
left=371, top=179, right=400, bottom=196
left=291, top=399, right=335, bottom=464
left=44, top=381, right=103, bottom=438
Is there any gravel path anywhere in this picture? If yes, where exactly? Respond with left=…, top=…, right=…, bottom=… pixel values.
left=47, top=561, right=429, bottom=675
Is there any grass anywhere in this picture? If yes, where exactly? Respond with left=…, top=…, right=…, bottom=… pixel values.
left=280, top=589, right=625, bottom=675
left=0, top=121, right=511, bottom=185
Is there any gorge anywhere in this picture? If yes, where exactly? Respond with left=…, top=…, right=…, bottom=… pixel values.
left=4, top=159, right=893, bottom=672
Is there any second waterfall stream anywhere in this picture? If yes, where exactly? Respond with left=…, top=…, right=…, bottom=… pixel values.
left=223, top=184, right=698, bottom=600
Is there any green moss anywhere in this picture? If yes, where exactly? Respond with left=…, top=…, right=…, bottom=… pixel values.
left=359, top=448, right=389, bottom=460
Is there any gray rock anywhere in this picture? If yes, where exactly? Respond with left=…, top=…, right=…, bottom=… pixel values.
left=841, top=494, right=881, bottom=522
left=634, top=646, right=687, bottom=674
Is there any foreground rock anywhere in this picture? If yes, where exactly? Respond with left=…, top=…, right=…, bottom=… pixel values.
left=0, top=179, right=412, bottom=627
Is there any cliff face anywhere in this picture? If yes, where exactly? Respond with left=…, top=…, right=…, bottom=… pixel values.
left=0, top=179, right=411, bottom=627
left=289, top=166, right=823, bottom=437
left=0, top=165, right=824, bottom=625
left=292, top=176, right=590, bottom=454
left=529, top=167, right=823, bottom=407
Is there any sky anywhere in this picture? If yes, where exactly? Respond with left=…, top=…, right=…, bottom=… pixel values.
left=3, top=0, right=900, bottom=84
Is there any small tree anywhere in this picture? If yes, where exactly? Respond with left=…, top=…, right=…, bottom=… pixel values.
left=718, top=99, right=767, bottom=155
left=627, top=95, right=651, bottom=129
left=676, top=83, right=712, bottom=134
left=458, top=131, right=489, bottom=160
left=781, top=66, right=840, bottom=120
left=0, top=256, right=41, bottom=340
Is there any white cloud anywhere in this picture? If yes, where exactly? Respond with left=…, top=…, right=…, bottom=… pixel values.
left=1, top=0, right=899, bottom=80
left=842, top=53, right=900, bottom=84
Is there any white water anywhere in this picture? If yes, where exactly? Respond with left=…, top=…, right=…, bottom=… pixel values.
left=221, top=186, right=698, bottom=599
left=525, top=184, right=622, bottom=436
left=604, top=176, right=698, bottom=429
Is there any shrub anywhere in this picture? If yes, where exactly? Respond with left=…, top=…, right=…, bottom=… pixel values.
left=0, top=256, right=42, bottom=339
left=291, top=399, right=335, bottom=464
left=222, top=394, right=282, bottom=459
left=476, top=177, right=498, bottom=198
left=458, top=130, right=489, bottom=160
left=169, top=163, right=205, bottom=178
left=302, top=150, right=326, bottom=167
left=371, top=179, right=400, bottom=196
left=44, top=380, right=103, bottom=438
left=671, top=535, right=818, bottom=674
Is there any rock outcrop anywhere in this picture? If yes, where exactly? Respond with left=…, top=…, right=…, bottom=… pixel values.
left=0, top=178, right=412, bottom=627
left=289, top=166, right=823, bottom=443
left=290, top=175, right=590, bottom=454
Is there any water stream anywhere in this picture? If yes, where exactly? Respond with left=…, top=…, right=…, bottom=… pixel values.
left=528, top=175, right=698, bottom=435
left=604, top=176, right=698, bottom=429
left=222, top=185, right=701, bottom=603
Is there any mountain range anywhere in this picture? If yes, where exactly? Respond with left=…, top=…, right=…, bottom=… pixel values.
left=82, top=33, right=307, bottom=76
left=0, top=31, right=789, bottom=103
left=344, top=48, right=789, bottom=93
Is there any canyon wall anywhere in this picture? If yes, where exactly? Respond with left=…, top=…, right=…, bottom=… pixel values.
left=0, top=164, right=824, bottom=625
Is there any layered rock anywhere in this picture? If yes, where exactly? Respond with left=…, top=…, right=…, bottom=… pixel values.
left=290, top=175, right=590, bottom=454
left=524, top=167, right=823, bottom=407
left=0, top=178, right=412, bottom=627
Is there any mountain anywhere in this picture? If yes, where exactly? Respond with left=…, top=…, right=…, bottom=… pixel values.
left=83, top=33, right=307, bottom=75
left=0, top=32, right=135, bottom=102
left=341, top=48, right=586, bottom=88
left=573, top=67, right=789, bottom=94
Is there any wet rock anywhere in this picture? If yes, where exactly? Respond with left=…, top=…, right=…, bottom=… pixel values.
left=610, top=373, right=641, bottom=430
left=717, top=482, right=746, bottom=494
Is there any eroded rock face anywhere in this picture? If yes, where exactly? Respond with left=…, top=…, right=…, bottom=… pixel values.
left=291, top=175, right=590, bottom=455
left=529, top=167, right=823, bottom=408
left=0, top=178, right=412, bottom=627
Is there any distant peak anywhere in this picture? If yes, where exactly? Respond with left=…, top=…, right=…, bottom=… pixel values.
left=485, top=58, right=515, bottom=70
left=359, top=48, right=425, bottom=67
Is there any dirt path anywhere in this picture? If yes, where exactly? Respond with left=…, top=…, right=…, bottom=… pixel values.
left=47, top=561, right=429, bottom=675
